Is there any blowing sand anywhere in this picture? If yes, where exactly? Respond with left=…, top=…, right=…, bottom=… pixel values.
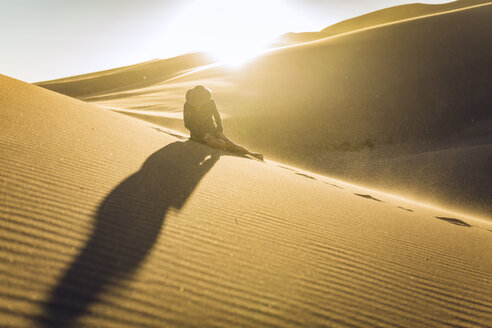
left=1, top=72, right=492, bottom=327
left=39, top=2, right=492, bottom=217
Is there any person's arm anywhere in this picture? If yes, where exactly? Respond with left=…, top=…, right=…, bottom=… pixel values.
left=211, top=99, right=224, bottom=133
left=183, top=102, right=199, bottom=132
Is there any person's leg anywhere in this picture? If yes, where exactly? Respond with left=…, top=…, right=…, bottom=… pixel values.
left=203, top=133, right=263, bottom=160
left=219, top=135, right=263, bottom=160
left=204, top=135, right=229, bottom=150
left=221, top=136, right=249, bottom=154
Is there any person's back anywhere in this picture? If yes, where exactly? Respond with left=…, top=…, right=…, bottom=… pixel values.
left=183, top=85, right=263, bottom=161
left=183, top=86, right=223, bottom=143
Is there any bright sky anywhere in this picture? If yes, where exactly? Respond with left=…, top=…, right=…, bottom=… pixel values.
left=0, top=0, right=452, bottom=82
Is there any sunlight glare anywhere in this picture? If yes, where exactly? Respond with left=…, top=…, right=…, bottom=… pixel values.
left=166, top=0, right=307, bottom=66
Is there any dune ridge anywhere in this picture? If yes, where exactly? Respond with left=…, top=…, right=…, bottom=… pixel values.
left=276, top=0, right=492, bottom=45
left=36, top=2, right=492, bottom=217
left=36, top=52, right=213, bottom=99
left=2, top=74, right=492, bottom=327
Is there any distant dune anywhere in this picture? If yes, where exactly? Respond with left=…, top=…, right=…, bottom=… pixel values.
left=38, top=2, right=492, bottom=217
left=37, top=52, right=213, bottom=99
left=2, top=73, right=492, bottom=327
left=276, top=0, right=492, bottom=45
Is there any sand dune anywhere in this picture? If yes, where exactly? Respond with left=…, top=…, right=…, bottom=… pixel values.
left=37, top=52, right=213, bottom=99
left=276, top=0, right=492, bottom=45
left=37, top=2, right=492, bottom=217
left=2, top=71, right=492, bottom=328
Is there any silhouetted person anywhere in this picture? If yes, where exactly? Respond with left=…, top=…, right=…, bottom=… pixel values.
left=183, top=85, right=263, bottom=161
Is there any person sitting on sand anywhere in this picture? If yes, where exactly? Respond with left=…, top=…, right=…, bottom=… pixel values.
left=183, top=85, right=263, bottom=161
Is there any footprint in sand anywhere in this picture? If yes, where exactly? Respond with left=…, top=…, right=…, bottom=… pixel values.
left=354, top=193, right=383, bottom=202
left=295, top=172, right=316, bottom=180
left=277, top=165, right=296, bottom=172
left=324, top=182, right=343, bottom=189
left=152, top=127, right=187, bottom=140
left=277, top=166, right=318, bottom=181
left=397, top=206, right=414, bottom=212
left=435, top=216, right=471, bottom=227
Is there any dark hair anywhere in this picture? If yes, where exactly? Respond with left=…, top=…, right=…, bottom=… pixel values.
left=186, top=85, right=212, bottom=105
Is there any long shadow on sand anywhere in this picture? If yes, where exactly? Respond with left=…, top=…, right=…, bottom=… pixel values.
left=36, top=140, right=224, bottom=327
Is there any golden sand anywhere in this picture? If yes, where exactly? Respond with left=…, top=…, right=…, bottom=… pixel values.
left=1, top=74, right=491, bottom=327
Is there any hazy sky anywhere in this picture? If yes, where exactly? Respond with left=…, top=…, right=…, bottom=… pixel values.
left=1, top=0, right=452, bottom=82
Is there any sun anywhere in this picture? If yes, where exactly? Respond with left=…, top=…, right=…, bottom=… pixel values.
left=165, top=0, right=305, bottom=66
left=204, top=38, right=269, bottom=67
left=203, top=34, right=270, bottom=67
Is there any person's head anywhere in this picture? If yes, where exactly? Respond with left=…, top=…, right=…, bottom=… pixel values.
left=186, top=85, right=212, bottom=107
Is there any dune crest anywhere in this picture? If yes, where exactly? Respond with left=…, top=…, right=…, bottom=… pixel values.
left=37, top=2, right=492, bottom=217
left=275, top=0, right=492, bottom=45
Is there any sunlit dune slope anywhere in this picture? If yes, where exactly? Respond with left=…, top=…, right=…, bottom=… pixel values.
left=2, top=74, right=492, bottom=327
left=276, top=0, right=492, bottom=45
left=36, top=52, right=213, bottom=99
left=158, top=2, right=491, bottom=149
left=46, top=3, right=492, bottom=216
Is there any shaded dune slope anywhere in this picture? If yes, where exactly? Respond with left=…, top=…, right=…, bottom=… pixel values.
left=160, top=3, right=492, bottom=149
left=1, top=76, right=492, bottom=327
left=42, top=3, right=492, bottom=215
